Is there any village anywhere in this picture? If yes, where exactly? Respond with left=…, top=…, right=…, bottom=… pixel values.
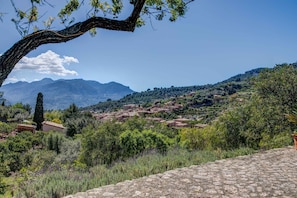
left=0, top=90, right=229, bottom=142
left=0, top=121, right=65, bottom=142
left=92, top=100, right=208, bottom=128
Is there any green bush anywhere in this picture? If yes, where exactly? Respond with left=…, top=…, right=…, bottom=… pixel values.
left=0, top=176, right=6, bottom=195
left=204, top=64, right=297, bottom=150
left=119, top=129, right=145, bottom=158
left=0, top=132, right=45, bottom=175
left=122, top=116, right=147, bottom=132
left=79, top=122, right=123, bottom=166
left=179, top=126, right=226, bottom=151
left=26, top=150, right=57, bottom=173
left=14, top=147, right=256, bottom=197
left=179, top=128, right=207, bottom=150
left=142, top=130, right=170, bottom=154
left=80, top=121, right=173, bottom=167
left=0, top=122, right=12, bottom=134
left=43, top=132, right=66, bottom=154
left=55, top=138, right=81, bottom=165
left=259, top=132, right=292, bottom=150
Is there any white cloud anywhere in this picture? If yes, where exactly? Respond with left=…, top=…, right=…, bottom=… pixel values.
left=6, top=76, right=26, bottom=83
left=15, top=50, right=79, bottom=76
left=63, top=56, right=79, bottom=64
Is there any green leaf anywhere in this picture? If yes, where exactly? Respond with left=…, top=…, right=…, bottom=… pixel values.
left=18, top=10, right=26, bottom=20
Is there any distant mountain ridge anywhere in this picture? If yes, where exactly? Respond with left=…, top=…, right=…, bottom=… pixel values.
left=0, top=78, right=134, bottom=110
left=83, top=67, right=266, bottom=113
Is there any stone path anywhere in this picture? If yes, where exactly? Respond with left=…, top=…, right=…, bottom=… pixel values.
left=64, top=147, right=297, bottom=198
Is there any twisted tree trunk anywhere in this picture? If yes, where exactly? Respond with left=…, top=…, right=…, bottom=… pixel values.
left=0, top=0, right=145, bottom=86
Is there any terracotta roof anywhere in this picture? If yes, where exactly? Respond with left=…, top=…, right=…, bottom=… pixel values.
left=42, top=121, right=65, bottom=129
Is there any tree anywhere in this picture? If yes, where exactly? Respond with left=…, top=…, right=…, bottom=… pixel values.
left=33, top=92, right=44, bottom=130
left=44, top=132, right=65, bottom=154
left=209, top=65, right=297, bottom=150
left=0, top=0, right=192, bottom=86
left=12, top=103, right=31, bottom=114
left=254, top=64, right=297, bottom=111
left=62, top=103, right=96, bottom=136
left=80, top=121, right=124, bottom=166
left=0, top=92, right=5, bottom=106
left=61, top=103, right=79, bottom=122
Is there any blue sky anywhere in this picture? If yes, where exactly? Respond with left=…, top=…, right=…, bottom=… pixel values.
left=1, top=0, right=297, bottom=92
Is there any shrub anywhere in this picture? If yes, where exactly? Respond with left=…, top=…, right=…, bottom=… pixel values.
left=259, top=132, right=292, bottom=150
left=43, top=132, right=65, bottom=154
left=0, top=122, right=12, bottom=134
left=142, top=130, right=170, bottom=154
left=119, top=129, right=145, bottom=158
left=0, top=176, right=6, bottom=195
left=179, top=126, right=226, bottom=151
left=79, top=122, right=123, bottom=166
left=179, top=128, right=207, bottom=150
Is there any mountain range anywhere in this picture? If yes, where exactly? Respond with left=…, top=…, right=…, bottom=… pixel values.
left=83, top=67, right=265, bottom=113
left=0, top=67, right=270, bottom=111
left=0, top=78, right=134, bottom=110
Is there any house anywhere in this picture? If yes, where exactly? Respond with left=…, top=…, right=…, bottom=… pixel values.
left=16, top=124, right=36, bottom=133
left=123, top=104, right=138, bottom=110
left=42, top=121, right=65, bottom=132
left=195, top=124, right=208, bottom=128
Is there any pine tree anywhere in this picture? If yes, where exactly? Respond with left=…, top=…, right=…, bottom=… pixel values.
left=33, top=92, right=44, bottom=130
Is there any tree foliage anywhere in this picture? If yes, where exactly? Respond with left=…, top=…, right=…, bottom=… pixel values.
left=2, top=64, right=296, bottom=195
left=0, top=0, right=193, bottom=85
left=254, top=64, right=297, bottom=110
left=177, top=64, right=297, bottom=151
left=0, top=131, right=44, bottom=176
left=207, top=64, right=297, bottom=149
left=79, top=117, right=173, bottom=166
left=33, top=92, right=44, bottom=130
left=80, top=121, right=123, bottom=166
left=62, top=103, right=96, bottom=137
left=120, top=129, right=170, bottom=158
left=62, top=103, right=80, bottom=122
left=0, top=122, right=13, bottom=134
left=44, top=110, right=63, bottom=123
left=44, top=132, right=65, bottom=154
left=0, top=102, right=32, bottom=123
left=0, top=176, right=6, bottom=195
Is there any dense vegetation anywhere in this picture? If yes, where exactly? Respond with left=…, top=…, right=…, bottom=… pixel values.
left=33, top=93, right=44, bottom=130
left=82, top=67, right=261, bottom=114
left=0, top=64, right=296, bottom=197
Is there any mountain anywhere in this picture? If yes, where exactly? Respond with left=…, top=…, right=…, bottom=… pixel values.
left=0, top=78, right=134, bottom=110
left=81, top=67, right=270, bottom=125
left=82, top=67, right=265, bottom=113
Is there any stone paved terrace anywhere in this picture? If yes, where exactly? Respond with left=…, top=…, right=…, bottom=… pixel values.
left=64, top=147, right=297, bottom=198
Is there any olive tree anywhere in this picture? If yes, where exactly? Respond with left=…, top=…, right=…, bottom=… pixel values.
left=0, top=0, right=193, bottom=85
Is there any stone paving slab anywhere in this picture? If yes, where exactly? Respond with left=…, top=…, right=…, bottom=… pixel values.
left=64, top=147, right=297, bottom=198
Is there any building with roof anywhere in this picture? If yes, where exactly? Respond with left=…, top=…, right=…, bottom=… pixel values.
left=42, top=121, right=65, bottom=132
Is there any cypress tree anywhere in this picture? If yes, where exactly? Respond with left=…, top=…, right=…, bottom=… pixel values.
left=33, top=92, right=44, bottom=130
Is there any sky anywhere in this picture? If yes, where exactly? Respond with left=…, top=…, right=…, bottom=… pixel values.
left=1, top=0, right=297, bottom=92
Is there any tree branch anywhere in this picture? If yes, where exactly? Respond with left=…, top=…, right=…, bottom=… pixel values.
left=0, top=0, right=146, bottom=86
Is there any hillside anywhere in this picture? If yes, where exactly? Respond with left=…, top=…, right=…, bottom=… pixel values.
left=0, top=78, right=134, bottom=110
left=82, top=67, right=264, bottom=124
left=1, top=64, right=297, bottom=197
left=84, top=68, right=261, bottom=106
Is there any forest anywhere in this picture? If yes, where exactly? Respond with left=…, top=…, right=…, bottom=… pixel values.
left=0, top=64, right=297, bottom=197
